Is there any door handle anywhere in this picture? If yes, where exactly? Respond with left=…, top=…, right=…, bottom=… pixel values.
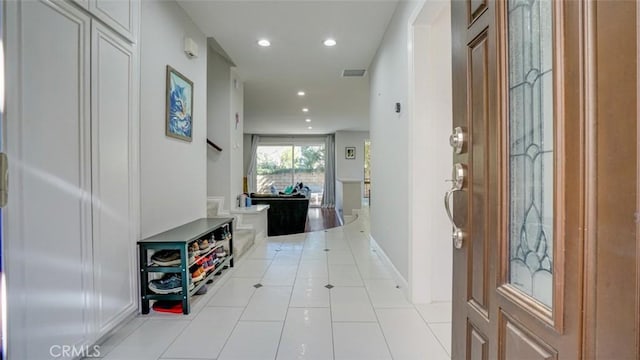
left=444, top=188, right=465, bottom=249
left=444, top=188, right=461, bottom=228
left=444, top=163, right=467, bottom=249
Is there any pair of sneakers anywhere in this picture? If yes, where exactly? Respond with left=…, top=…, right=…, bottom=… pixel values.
left=152, top=250, right=195, bottom=266
left=191, top=266, right=206, bottom=282
left=197, top=254, right=216, bottom=272
left=151, top=250, right=180, bottom=266
left=148, top=274, right=194, bottom=294
left=196, top=238, right=216, bottom=255
left=215, top=246, right=228, bottom=258
left=213, top=225, right=232, bottom=241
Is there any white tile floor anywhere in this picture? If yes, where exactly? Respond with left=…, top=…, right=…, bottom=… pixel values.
left=98, top=212, right=451, bottom=360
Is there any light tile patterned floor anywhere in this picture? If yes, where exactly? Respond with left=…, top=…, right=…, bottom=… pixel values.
left=99, top=212, right=451, bottom=360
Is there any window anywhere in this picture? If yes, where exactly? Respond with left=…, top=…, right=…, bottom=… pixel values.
left=256, top=144, right=325, bottom=207
left=507, top=0, right=554, bottom=308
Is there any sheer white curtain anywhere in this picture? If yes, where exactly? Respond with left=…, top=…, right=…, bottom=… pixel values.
left=246, top=135, right=260, bottom=193
left=321, top=134, right=335, bottom=208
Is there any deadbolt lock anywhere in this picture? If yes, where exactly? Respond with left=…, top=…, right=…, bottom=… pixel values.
left=449, top=127, right=466, bottom=154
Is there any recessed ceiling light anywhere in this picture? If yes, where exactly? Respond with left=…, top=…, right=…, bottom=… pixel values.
left=297, top=91, right=305, bottom=96
left=308, top=126, right=313, bottom=130
left=257, top=39, right=271, bottom=47
left=305, top=118, right=311, bottom=122
left=323, top=38, right=337, bottom=47
left=302, top=108, right=309, bottom=113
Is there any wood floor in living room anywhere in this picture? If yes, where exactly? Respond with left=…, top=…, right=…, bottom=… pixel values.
left=304, top=208, right=342, bottom=232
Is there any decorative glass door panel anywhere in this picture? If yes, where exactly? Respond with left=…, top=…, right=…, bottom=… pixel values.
left=507, top=0, right=554, bottom=308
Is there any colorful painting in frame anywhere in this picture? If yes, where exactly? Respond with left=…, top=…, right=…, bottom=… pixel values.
left=166, top=65, right=194, bottom=142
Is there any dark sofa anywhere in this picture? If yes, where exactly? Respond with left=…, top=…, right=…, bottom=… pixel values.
left=250, top=193, right=310, bottom=236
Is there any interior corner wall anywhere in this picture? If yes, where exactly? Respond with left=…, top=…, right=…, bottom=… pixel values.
left=368, top=1, right=422, bottom=282
left=243, top=133, right=252, bottom=175
left=335, top=131, right=369, bottom=213
left=206, top=47, right=243, bottom=210
left=229, top=68, right=244, bottom=203
left=140, top=0, right=207, bottom=238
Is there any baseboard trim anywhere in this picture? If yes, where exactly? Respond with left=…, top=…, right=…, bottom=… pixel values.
left=368, top=234, right=411, bottom=302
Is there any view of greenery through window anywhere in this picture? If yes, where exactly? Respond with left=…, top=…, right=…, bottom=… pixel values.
left=256, top=144, right=325, bottom=206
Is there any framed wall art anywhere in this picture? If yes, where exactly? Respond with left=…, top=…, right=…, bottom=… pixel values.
left=345, top=146, right=356, bottom=159
left=166, top=65, right=194, bottom=142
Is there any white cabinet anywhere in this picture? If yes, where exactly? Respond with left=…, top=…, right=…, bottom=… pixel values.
left=89, top=0, right=140, bottom=42
left=6, top=0, right=139, bottom=357
left=71, top=0, right=139, bottom=41
left=9, top=1, right=93, bottom=357
left=91, top=21, right=138, bottom=335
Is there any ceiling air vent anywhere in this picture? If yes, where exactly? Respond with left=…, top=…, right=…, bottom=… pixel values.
left=342, top=69, right=366, bottom=77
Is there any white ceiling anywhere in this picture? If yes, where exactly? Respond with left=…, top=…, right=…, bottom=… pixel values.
left=177, top=0, right=399, bottom=135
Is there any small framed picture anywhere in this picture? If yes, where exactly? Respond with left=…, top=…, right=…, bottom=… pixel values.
left=166, top=65, right=194, bottom=142
left=345, top=147, right=356, bottom=159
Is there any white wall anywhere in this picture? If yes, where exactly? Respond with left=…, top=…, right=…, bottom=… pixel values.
left=206, top=48, right=244, bottom=209
left=369, top=0, right=453, bottom=304
left=140, top=0, right=207, bottom=237
left=369, top=0, right=422, bottom=283
left=408, top=2, right=453, bottom=303
left=243, top=133, right=252, bottom=175
left=335, top=130, right=369, bottom=213
left=230, top=68, right=245, bottom=202
left=335, top=131, right=369, bottom=181
left=206, top=48, right=231, bottom=202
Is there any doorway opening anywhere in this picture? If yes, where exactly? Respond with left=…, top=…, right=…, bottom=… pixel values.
left=363, top=139, right=371, bottom=207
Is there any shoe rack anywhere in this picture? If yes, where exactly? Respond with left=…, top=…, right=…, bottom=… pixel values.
left=137, top=218, right=234, bottom=315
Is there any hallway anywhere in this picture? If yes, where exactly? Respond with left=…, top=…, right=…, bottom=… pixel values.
left=98, top=212, right=451, bottom=359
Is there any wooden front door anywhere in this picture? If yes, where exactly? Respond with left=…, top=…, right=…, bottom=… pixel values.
left=451, top=0, right=640, bottom=358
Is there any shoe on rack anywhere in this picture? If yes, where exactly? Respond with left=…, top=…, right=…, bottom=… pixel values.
left=191, top=266, right=205, bottom=282
left=187, top=243, right=199, bottom=265
left=151, top=250, right=181, bottom=266
left=195, top=284, right=208, bottom=295
left=197, top=239, right=211, bottom=252
left=152, top=300, right=183, bottom=314
left=202, top=255, right=215, bottom=272
left=149, top=274, right=194, bottom=294
left=215, top=247, right=228, bottom=258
